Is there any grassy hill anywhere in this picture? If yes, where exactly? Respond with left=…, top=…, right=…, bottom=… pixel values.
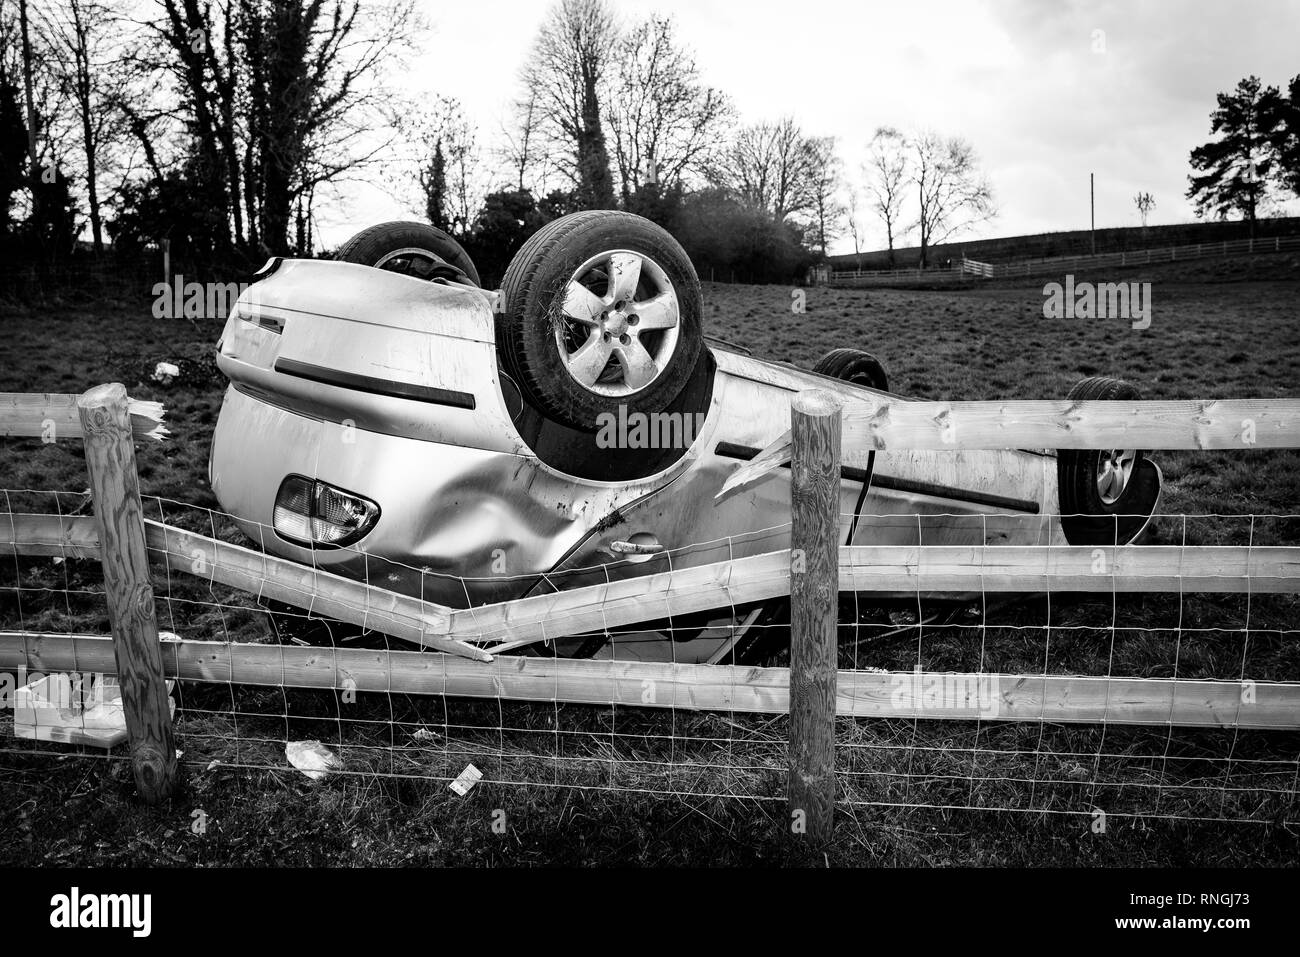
left=830, top=216, right=1300, bottom=270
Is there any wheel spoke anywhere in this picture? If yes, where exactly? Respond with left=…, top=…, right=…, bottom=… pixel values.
left=1117, top=458, right=1134, bottom=491
left=1097, top=449, right=1136, bottom=504
left=614, top=338, right=658, bottom=390
left=607, top=253, right=643, bottom=304
left=632, top=290, right=678, bottom=330
left=560, top=280, right=607, bottom=325
left=1099, top=466, right=1119, bottom=500
left=566, top=333, right=614, bottom=387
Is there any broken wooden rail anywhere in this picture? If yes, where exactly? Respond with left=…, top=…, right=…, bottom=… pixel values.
left=0, top=513, right=483, bottom=661
left=7, top=512, right=1300, bottom=654
left=1, top=392, right=169, bottom=443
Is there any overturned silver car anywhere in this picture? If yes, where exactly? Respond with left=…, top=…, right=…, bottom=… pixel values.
left=210, top=212, right=1160, bottom=663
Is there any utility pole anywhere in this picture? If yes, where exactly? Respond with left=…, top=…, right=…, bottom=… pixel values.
left=1090, top=172, right=1096, bottom=256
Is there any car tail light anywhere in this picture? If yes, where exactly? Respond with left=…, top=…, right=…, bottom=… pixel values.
left=273, top=475, right=379, bottom=548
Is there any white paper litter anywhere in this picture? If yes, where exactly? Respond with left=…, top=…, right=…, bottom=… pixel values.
left=449, top=763, right=482, bottom=796
left=286, top=740, right=342, bottom=781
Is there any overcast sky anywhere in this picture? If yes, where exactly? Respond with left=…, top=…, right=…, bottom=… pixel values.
left=327, top=0, right=1300, bottom=254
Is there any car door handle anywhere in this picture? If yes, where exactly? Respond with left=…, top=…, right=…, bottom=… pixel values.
left=609, top=539, right=664, bottom=555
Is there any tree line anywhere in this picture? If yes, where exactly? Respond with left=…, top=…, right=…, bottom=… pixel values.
left=0, top=0, right=1004, bottom=286
left=12, top=2, right=1284, bottom=287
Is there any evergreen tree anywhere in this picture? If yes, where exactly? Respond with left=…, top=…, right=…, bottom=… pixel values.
left=1187, top=76, right=1284, bottom=230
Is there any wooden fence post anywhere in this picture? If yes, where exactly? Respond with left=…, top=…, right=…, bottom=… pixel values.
left=78, top=383, right=177, bottom=803
left=788, top=389, right=841, bottom=845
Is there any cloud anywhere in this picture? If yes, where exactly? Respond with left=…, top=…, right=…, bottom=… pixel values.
left=318, top=0, right=1299, bottom=253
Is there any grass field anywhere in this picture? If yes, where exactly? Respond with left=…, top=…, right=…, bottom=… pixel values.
left=2, top=253, right=1299, bottom=866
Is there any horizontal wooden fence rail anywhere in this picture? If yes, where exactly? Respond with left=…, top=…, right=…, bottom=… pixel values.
left=1, top=392, right=169, bottom=442
left=453, top=546, right=1300, bottom=651
left=2, top=631, right=1296, bottom=730
left=6, top=513, right=1299, bottom=653
left=720, top=397, right=1300, bottom=497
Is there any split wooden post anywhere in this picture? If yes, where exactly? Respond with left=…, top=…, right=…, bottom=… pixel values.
left=77, top=383, right=177, bottom=803
left=787, top=389, right=841, bottom=844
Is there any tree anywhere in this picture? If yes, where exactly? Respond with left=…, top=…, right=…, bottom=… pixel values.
left=1266, top=73, right=1300, bottom=198
left=604, top=15, right=731, bottom=205
left=0, top=78, right=25, bottom=234
left=845, top=188, right=863, bottom=260
left=396, top=97, right=480, bottom=235
left=0, top=2, right=26, bottom=233
left=29, top=160, right=77, bottom=258
left=804, top=135, right=842, bottom=256
left=501, top=87, right=548, bottom=193
left=521, top=0, right=617, bottom=209
left=673, top=186, right=814, bottom=283
left=110, top=159, right=228, bottom=260
left=1187, top=75, right=1282, bottom=233
left=909, top=131, right=994, bottom=268
left=1133, top=191, right=1155, bottom=228
left=712, top=117, right=819, bottom=222
left=152, top=0, right=243, bottom=253
left=36, top=0, right=124, bottom=253
left=16, top=0, right=39, bottom=235
left=461, top=187, right=553, bottom=285
left=865, top=126, right=908, bottom=266
left=442, top=112, right=481, bottom=235
left=424, top=139, right=447, bottom=231
left=148, top=0, right=417, bottom=256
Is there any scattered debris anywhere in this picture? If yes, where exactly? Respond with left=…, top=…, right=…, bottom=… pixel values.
left=13, top=675, right=175, bottom=749
left=286, top=740, right=341, bottom=782
left=411, top=727, right=441, bottom=743
left=449, top=763, right=482, bottom=796
left=152, top=361, right=181, bottom=385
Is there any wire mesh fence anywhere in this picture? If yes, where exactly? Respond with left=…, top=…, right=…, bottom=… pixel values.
left=3, top=487, right=1297, bottom=827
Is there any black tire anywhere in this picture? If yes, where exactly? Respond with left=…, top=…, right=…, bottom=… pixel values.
left=1058, top=376, right=1155, bottom=545
left=812, top=348, right=889, bottom=392
left=335, top=221, right=481, bottom=287
left=813, top=348, right=885, bottom=545
left=498, top=211, right=704, bottom=431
